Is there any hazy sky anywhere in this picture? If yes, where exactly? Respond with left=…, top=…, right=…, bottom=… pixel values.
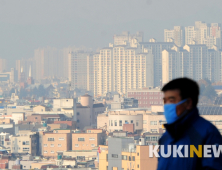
left=0, top=0, right=222, bottom=60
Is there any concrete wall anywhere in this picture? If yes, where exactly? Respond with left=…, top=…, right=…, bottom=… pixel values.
left=108, top=138, right=134, bottom=170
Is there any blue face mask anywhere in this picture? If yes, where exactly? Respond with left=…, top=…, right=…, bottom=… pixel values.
left=164, top=99, right=187, bottom=124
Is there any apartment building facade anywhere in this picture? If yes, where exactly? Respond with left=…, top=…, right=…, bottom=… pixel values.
left=127, top=88, right=163, bottom=108
left=162, top=45, right=222, bottom=84
left=99, top=137, right=157, bottom=170
left=94, top=45, right=154, bottom=96
left=164, top=26, right=185, bottom=47
left=11, top=131, right=39, bottom=156
left=72, top=129, right=106, bottom=151
left=42, top=130, right=71, bottom=157
left=97, top=107, right=222, bottom=134
left=68, top=51, right=94, bottom=91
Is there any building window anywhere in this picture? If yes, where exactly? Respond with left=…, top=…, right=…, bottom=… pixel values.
left=151, top=129, right=158, bottom=133
left=44, top=151, right=47, bottom=153
left=143, top=120, right=147, bottom=124
left=23, top=148, right=29, bottom=151
left=129, top=156, right=131, bottom=161
left=137, top=153, right=139, bottom=156
left=58, top=144, right=62, bottom=147
left=122, top=155, right=127, bottom=160
left=136, top=121, right=139, bottom=126
left=89, top=138, right=95, bottom=140
left=112, top=154, right=118, bottom=158
left=22, top=141, right=29, bottom=145
left=44, top=144, right=47, bottom=147
left=132, top=156, right=135, bottom=161
left=88, top=130, right=91, bottom=133
left=119, top=120, right=122, bottom=126
left=137, top=164, right=139, bottom=168
left=78, top=138, right=85, bottom=141
left=77, top=112, right=80, bottom=115
left=59, top=138, right=64, bottom=140
left=215, top=121, right=222, bottom=125
left=75, top=144, right=79, bottom=147
left=131, top=120, right=133, bottom=124
left=51, top=151, right=54, bottom=153
left=77, top=119, right=80, bottom=123
left=114, top=120, right=117, bottom=126
left=51, top=144, right=54, bottom=147
left=91, top=144, right=95, bottom=147
left=111, top=120, right=113, bottom=126
left=48, top=138, right=54, bottom=141
left=150, top=121, right=157, bottom=125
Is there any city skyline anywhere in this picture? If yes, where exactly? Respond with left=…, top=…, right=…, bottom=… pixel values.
left=1, top=0, right=222, bottom=60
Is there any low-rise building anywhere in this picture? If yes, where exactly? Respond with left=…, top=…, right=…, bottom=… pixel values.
left=42, top=130, right=71, bottom=158
left=110, top=94, right=138, bottom=110
left=99, top=137, right=157, bottom=170
left=27, top=114, right=68, bottom=124
left=127, top=88, right=163, bottom=108
left=76, top=94, right=105, bottom=129
left=72, top=129, right=106, bottom=151
left=0, top=132, right=11, bottom=149
left=10, top=131, right=39, bottom=156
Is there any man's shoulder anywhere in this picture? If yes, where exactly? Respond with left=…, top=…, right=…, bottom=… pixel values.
left=193, top=116, right=221, bottom=137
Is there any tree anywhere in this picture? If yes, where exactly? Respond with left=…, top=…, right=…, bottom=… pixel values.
left=37, top=85, right=45, bottom=97
left=19, top=88, right=27, bottom=99
left=198, top=79, right=217, bottom=102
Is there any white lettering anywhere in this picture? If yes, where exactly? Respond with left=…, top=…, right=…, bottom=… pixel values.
left=149, top=145, right=160, bottom=158
left=160, top=145, right=171, bottom=158
left=204, top=145, right=212, bottom=158
left=173, top=145, right=184, bottom=158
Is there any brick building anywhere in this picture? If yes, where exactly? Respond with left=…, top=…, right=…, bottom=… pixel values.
left=26, top=114, right=67, bottom=124
left=127, top=88, right=163, bottom=108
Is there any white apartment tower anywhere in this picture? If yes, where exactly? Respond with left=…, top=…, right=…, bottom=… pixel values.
left=164, top=26, right=185, bottom=47
left=184, top=21, right=222, bottom=49
left=162, top=44, right=222, bottom=84
left=93, top=44, right=154, bottom=96
left=139, top=41, right=174, bottom=87
left=113, top=31, right=144, bottom=46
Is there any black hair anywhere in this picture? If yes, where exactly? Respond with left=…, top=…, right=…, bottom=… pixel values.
left=161, top=78, right=199, bottom=107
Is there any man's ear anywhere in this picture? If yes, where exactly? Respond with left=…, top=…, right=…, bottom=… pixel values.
left=186, top=98, right=193, bottom=110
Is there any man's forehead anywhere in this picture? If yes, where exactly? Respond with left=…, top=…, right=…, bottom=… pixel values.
left=163, top=89, right=180, bottom=97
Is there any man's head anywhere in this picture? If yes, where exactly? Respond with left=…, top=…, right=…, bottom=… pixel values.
left=162, top=78, right=199, bottom=116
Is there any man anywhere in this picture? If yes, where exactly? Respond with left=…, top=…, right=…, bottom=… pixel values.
left=157, top=78, right=222, bottom=170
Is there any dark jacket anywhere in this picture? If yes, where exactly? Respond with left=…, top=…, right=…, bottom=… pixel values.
left=157, top=107, right=222, bottom=170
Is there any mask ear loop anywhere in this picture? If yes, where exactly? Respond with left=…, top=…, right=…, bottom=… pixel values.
left=176, top=99, right=187, bottom=106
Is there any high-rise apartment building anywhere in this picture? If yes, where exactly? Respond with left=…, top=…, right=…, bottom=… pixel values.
left=0, top=59, right=7, bottom=73
left=139, top=40, right=174, bottom=87
left=68, top=51, right=94, bottom=91
left=185, top=26, right=196, bottom=45
left=34, top=47, right=64, bottom=81
left=162, top=44, right=222, bottom=84
left=184, top=21, right=222, bottom=49
left=113, top=31, right=144, bottom=46
left=164, top=26, right=185, bottom=47
left=94, top=44, right=154, bottom=96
